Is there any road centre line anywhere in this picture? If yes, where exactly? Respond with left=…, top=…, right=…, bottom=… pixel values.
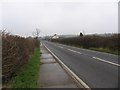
left=92, top=57, right=120, bottom=67
left=68, top=49, right=82, bottom=54
left=60, top=43, right=117, bottom=57
left=58, top=46, right=64, bottom=49
left=67, top=48, right=119, bottom=67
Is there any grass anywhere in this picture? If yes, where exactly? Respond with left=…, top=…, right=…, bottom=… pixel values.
left=59, top=43, right=119, bottom=55
left=9, top=48, right=40, bottom=88
left=77, top=45, right=119, bottom=55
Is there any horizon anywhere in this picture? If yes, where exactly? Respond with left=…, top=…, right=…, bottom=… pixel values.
left=0, top=0, right=119, bottom=37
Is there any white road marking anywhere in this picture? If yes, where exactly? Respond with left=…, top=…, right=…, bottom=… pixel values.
left=68, top=49, right=82, bottom=54
left=54, top=43, right=119, bottom=67
left=92, top=57, right=120, bottom=67
left=60, top=43, right=117, bottom=57
left=61, top=44, right=119, bottom=67
left=58, top=46, right=64, bottom=49
left=43, top=44, right=91, bottom=89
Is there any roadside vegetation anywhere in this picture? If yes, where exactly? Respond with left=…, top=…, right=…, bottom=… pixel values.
left=2, top=31, right=40, bottom=88
left=10, top=48, right=40, bottom=88
left=51, top=34, right=119, bottom=55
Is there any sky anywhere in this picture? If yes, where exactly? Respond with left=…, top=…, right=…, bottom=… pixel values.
left=0, top=0, right=119, bottom=37
left=118, top=1, right=120, bottom=33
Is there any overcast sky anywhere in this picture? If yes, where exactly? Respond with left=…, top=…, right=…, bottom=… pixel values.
left=0, top=0, right=119, bottom=37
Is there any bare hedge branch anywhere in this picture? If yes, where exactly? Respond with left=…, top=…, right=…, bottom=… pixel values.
left=2, top=32, right=39, bottom=83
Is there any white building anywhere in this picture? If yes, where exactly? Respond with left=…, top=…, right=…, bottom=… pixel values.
left=50, top=34, right=59, bottom=40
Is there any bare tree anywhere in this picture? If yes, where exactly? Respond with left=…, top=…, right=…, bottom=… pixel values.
left=80, top=32, right=83, bottom=37
left=32, top=28, right=40, bottom=39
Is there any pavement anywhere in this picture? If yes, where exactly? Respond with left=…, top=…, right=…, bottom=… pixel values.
left=38, top=44, right=78, bottom=88
left=41, top=40, right=119, bottom=88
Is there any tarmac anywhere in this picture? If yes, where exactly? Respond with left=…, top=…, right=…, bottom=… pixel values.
left=38, top=44, right=78, bottom=88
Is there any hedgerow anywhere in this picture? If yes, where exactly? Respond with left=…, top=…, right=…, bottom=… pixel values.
left=51, top=34, right=119, bottom=54
left=2, top=32, right=39, bottom=83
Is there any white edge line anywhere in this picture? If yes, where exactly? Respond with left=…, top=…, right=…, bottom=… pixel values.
left=43, top=44, right=91, bottom=89
left=92, top=57, right=120, bottom=67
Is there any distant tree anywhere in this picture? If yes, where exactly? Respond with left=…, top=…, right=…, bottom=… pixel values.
left=80, top=32, right=83, bottom=37
left=32, top=28, right=40, bottom=39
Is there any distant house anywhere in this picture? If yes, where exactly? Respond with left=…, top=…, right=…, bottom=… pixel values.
left=52, top=34, right=59, bottom=39
left=49, top=34, right=59, bottom=41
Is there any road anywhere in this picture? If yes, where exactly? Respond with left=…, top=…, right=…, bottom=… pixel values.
left=42, top=40, right=119, bottom=88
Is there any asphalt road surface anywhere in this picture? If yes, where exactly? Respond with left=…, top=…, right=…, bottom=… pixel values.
left=42, top=40, right=119, bottom=88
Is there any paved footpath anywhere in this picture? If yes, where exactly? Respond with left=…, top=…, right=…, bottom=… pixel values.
left=38, top=44, right=78, bottom=88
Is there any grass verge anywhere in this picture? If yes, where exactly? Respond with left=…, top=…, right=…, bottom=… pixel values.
left=59, top=43, right=119, bottom=55
left=89, top=47, right=119, bottom=55
left=9, top=48, right=40, bottom=88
